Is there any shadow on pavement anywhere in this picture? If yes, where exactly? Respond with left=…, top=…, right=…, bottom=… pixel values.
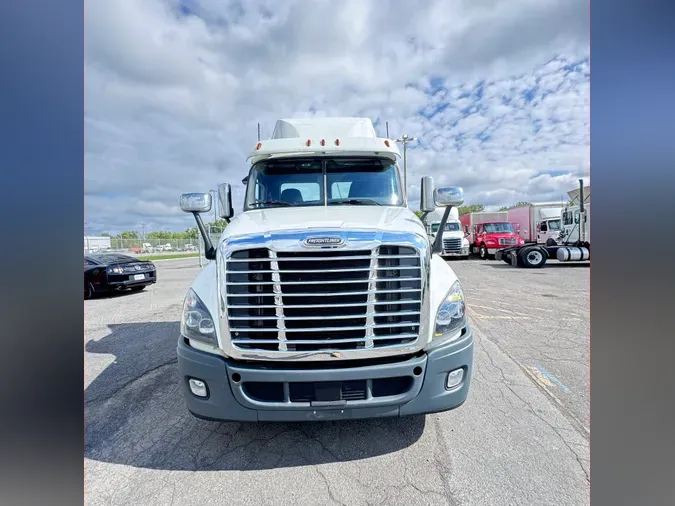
left=85, top=322, right=425, bottom=471
left=487, top=262, right=590, bottom=270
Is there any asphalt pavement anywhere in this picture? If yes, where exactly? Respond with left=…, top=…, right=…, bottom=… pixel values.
left=85, top=257, right=589, bottom=506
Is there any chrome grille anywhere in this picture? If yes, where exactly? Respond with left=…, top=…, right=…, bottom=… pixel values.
left=499, top=238, right=518, bottom=245
left=224, top=245, right=422, bottom=353
left=442, top=238, right=462, bottom=251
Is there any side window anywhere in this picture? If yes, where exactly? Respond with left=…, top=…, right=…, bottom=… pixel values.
left=540, top=222, right=548, bottom=232
left=574, top=211, right=580, bottom=224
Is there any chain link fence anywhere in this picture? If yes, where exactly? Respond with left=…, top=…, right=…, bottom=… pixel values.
left=84, top=225, right=228, bottom=267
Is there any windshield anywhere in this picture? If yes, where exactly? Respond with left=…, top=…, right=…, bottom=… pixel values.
left=244, top=157, right=404, bottom=209
left=548, top=219, right=561, bottom=230
left=483, top=223, right=515, bottom=234
left=431, top=222, right=461, bottom=233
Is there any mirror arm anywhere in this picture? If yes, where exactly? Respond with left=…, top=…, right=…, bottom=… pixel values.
left=432, top=206, right=453, bottom=255
left=193, top=212, right=216, bottom=260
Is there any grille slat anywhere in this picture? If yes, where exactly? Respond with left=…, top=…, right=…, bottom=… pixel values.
left=225, top=244, right=422, bottom=353
left=443, top=238, right=463, bottom=250
left=232, top=334, right=419, bottom=345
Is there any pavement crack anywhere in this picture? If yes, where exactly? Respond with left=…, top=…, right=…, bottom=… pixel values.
left=314, top=465, right=346, bottom=506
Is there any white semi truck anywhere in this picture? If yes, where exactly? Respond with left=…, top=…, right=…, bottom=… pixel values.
left=496, top=180, right=590, bottom=268
left=421, top=206, right=470, bottom=259
left=176, top=117, right=474, bottom=422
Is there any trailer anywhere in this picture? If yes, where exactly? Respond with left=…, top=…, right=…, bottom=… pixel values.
left=507, top=202, right=562, bottom=245
left=495, top=180, right=590, bottom=268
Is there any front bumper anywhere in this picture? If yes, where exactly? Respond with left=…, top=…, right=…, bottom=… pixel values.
left=442, top=248, right=470, bottom=257
left=177, top=327, right=474, bottom=422
left=106, top=271, right=156, bottom=290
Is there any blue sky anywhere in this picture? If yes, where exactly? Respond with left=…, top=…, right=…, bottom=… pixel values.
left=85, top=0, right=589, bottom=235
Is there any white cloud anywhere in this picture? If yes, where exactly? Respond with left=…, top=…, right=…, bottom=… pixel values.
left=85, top=0, right=589, bottom=234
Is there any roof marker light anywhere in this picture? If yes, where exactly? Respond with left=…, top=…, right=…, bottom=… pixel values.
left=335, top=139, right=340, bottom=146
left=384, top=140, right=391, bottom=147
left=305, top=139, right=312, bottom=147
left=320, top=139, right=326, bottom=146
left=255, top=143, right=262, bottom=150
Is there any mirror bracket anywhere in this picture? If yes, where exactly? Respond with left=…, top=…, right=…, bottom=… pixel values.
left=192, top=212, right=216, bottom=260
left=432, top=206, right=453, bottom=255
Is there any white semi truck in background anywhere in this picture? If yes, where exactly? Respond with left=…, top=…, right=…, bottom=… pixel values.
left=420, top=197, right=470, bottom=259
left=176, top=117, right=474, bottom=422
left=496, top=180, right=590, bottom=268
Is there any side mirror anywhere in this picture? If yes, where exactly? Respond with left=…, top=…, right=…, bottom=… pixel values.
left=433, top=186, right=464, bottom=207
left=464, top=225, right=469, bottom=234
left=180, top=193, right=212, bottom=213
left=218, top=183, right=234, bottom=219
left=419, top=176, right=435, bottom=212
left=179, top=192, right=215, bottom=260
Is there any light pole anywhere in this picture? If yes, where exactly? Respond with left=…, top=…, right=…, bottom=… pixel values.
left=394, top=134, right=417, bottom=201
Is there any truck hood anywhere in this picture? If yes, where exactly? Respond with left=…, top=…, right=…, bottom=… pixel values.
left=441, top=230, right=466, bottom=239
left=220, top=206, right=426, bottom=241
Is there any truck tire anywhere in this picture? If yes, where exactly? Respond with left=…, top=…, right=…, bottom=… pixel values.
left=479, top=244, right=489, bottom=260
left=519, top=247, right=547, bottom=268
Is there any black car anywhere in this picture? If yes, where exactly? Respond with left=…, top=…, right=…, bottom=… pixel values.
left=84, top=253, right=157, bottom=299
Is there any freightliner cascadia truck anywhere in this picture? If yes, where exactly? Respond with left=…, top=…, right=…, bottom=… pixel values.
left=176, top=117, right=473, bottom=422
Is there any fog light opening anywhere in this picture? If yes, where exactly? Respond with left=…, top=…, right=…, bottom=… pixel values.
left=188, top=378, right=208, bottom=398
left=413, top=366, right=423, bottom=377
left=446, top=368, right=464, bottom=390
left=231, top=373, right=242, bottom=383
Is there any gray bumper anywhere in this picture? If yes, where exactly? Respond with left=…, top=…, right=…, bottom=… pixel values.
left=442, top=248, right=470, bottom=257
left=177, top=328, right=474, bottom=422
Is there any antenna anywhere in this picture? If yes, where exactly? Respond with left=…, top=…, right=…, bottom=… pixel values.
left=386, top=121, right=389, bottom=138
left=257, top=123, right=261, bottom=142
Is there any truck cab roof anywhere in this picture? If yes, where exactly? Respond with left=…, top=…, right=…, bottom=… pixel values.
left=248, top=117, right=401, bottom=164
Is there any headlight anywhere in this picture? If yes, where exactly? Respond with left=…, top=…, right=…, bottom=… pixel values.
left=180, top=288, right=217, bottom=344
left=427, top=281, right=466, bottom=349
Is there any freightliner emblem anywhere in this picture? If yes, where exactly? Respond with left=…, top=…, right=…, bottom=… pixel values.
left=302, top=236, right=345, bottom=248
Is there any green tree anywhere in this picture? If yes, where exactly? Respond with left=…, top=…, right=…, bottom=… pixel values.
left=119, top=230, right=139, bottom=239
left=457, top=204, right=485, bottom=216
left=499, top=201, right=532, bottom=211
left=412, top=210, right=425, bottom=219
left=100, top=232, right=111, bottom=237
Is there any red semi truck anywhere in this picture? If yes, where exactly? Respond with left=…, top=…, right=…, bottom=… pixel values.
left=459, top=211, right=524, bottom=259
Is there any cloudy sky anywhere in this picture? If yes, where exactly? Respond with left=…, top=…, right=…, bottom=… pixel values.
left=85, top=0, right=589, bottom=235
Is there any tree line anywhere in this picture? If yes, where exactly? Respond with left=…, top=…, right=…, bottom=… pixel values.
left=99, top=219, right=230, bottom=242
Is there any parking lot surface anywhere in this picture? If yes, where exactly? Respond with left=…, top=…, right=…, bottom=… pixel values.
left=85, top=257, right=589, bottom=506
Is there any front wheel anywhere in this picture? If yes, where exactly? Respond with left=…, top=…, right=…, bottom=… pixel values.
left=479, top=244, right=489, bottom=259
left=519, top=247, right=547, bottom=268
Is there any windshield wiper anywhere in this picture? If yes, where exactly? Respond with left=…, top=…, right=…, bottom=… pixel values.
left=329, top=198, right=382, bottom=206
left=250, top=200, right=297, bottom=208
